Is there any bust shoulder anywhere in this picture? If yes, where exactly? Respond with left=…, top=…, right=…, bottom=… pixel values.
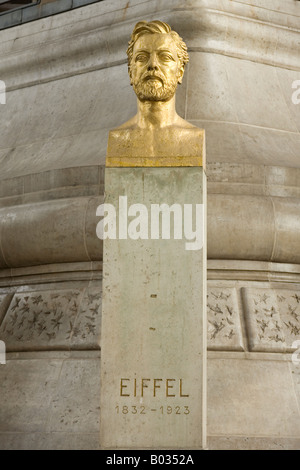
left=107, top=124, right=205, bottom=161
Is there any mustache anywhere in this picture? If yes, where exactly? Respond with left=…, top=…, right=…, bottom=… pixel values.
left=142, top=72, right=165, bottom=83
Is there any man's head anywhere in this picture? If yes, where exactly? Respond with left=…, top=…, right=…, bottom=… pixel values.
left=127, top=21, right=189, bottom=102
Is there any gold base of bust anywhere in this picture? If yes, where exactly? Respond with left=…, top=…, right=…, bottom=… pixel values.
left=106, top=128, right=205, bottom=168
left=106, top=155, right=204, bottom=167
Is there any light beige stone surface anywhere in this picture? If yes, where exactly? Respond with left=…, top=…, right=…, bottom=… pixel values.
left=2, top=166, right=300, bottom=266
left=1, top=351, right=299, bottom=449
left=207, top=356, right=300, bottom=439
left=0, top=166, right=104, bottom=208
left=0, top=358, right=63, bottom=433
left=100, top=167, right=206, bottom=450
left=0, top=432, right=101, bottom=450
left=48, top=358, right=100, bottom=433
left=0, top=197, right=103, bottom=269
left=208, top=436, right=300, bottom=451
left=0, top=354, right=101, bottom=448
left=290, top=362, right=300, bottom=412
left=207, top=194, right=275, bottom=260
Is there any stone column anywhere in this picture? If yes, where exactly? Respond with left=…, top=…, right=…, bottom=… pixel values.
left=100, top=129, right=206, bottom=450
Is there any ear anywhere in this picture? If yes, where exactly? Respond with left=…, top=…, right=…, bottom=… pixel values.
left=177, top=65, right=185, bottom=84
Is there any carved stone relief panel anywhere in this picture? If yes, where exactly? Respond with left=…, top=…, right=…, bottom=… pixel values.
left=0, top=290, right=84, bottom=350
left=242, top=288, right=300, bottom=352
left=0, top=294, right=13, bottom=325
left=277, top=290, right=300, bottom=352
left=71, top=281, right=102, bottom=349
left=0, top=283, right=298, bottom=354
left=0, top=284, right=102, bottom=351
left=207, top=287, right=244, bottom=351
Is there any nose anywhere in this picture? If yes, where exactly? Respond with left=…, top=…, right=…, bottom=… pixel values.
left=147, top=54, right=159, bottom=71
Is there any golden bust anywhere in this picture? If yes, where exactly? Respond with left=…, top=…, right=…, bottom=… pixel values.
left=106, top=21, right=205, bottom=167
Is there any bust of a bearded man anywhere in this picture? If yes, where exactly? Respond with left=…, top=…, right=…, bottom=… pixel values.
left=106, top=20, right=204, bottom=166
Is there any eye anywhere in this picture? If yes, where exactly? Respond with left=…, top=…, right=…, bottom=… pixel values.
left=135, top=53, right=148, bottom=63
left=158, top=52, right=175, bottom=62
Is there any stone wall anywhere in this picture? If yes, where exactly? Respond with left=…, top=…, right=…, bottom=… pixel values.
left=0, top=0, right=299, bottom=449
left=0, top=0, right=101, bottom=29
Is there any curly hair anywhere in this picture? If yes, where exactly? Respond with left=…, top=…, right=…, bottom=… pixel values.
left=126, top=20, right=189, bottom=70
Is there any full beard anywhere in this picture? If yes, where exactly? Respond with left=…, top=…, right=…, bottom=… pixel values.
left=132, top=77, right=178, bottom=102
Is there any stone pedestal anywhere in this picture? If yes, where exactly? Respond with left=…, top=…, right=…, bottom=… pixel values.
left=100, top=136, right=206, bottom=449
